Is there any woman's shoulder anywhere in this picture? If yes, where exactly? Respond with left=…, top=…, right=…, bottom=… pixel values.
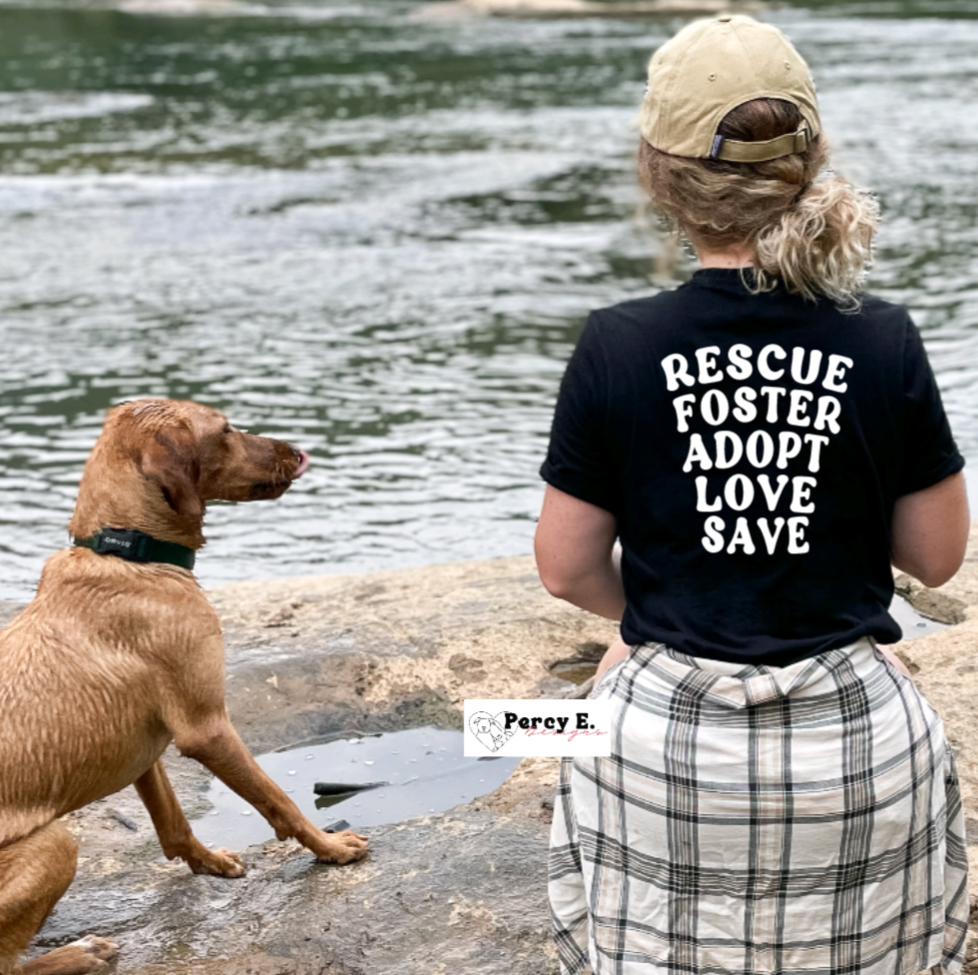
left=850, top=291, right=912, bottom=324
left=584, top=288, right=691, bottom=338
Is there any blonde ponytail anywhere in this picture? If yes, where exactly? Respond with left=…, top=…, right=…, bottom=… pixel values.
left=752, top=175, right=878, bottom=310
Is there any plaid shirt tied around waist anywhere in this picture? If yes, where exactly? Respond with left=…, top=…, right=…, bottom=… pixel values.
left=549, top=638, right=969, bottom=975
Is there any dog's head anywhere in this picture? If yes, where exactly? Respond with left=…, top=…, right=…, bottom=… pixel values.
left=469, top=713, right=495, bottom=737
left=68, top=399, right=309, bottom=548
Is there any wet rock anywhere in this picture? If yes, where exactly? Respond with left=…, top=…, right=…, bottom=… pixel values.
left=22, top=557, right=609, bottom=970
left=40, top=812, right=555, bottom=975
left=313, top=781, right=388, bottom=796
left=548, top=657, right=600, bottom=685
left=573, top=641, right=610, bottom=662
left=893, top=574, right=967, bottom=625
left=468, top=756, right=561, bottom=824
left=109, top=809, right=139, bottom=832
left=20, top=545, right=978, bottom=970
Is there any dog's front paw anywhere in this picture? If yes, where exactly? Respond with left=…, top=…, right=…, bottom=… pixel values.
left=189, top=846, right=246, bottom=877
left=21, top=935, right=118, bottom=974
left=314, top=829, right=369, bottom=864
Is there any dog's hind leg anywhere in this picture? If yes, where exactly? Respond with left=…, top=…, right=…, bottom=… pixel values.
left=134, top=760, right=245, bottom=877
left=0, top=821, right=116, bottom=975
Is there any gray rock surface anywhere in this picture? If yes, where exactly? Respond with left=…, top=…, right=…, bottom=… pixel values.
left=11, top=542, right=978, bottom=973
left=21, top=556, right=611, bottom=973
left=37, top=811, right=554, bottom=975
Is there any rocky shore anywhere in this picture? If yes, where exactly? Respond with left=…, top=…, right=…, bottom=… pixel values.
left=11, top=530, right=978, bottom=973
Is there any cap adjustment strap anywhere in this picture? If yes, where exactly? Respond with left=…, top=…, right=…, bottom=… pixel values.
left=710, top=125, right=810, bottom=163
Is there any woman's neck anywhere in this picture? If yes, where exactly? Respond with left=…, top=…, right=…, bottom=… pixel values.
left=692, top=238, right=755, bottom=269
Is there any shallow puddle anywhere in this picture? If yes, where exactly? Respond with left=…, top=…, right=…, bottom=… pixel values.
left=195, top=726, right=521, bottom=850
left=889, top=594, right=947, bottom=638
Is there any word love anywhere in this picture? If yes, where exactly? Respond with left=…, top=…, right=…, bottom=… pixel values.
left=695, top=473, right=814, bottom=514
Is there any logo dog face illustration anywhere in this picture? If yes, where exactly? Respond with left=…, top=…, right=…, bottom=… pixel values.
left=468, top=711, right=515, bottom=754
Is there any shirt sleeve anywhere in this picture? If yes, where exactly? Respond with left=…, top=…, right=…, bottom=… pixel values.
left=897, top=317, right=965, bottom=496
left=539, top=313, right=620, bottom=515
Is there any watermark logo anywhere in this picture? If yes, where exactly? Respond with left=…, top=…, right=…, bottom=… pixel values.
left=463, top=699, right=612, bottom=758
left=468, top=711, right=517, bottom=753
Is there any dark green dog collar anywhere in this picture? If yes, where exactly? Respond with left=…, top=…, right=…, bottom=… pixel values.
left=74, top=528, right=196, bottom=571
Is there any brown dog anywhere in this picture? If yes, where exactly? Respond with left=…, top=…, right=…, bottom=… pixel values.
left=0, top=399, right=368, bottom=975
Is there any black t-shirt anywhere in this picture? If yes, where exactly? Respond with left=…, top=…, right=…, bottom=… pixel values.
left=541, top=268, right=964, bottom=666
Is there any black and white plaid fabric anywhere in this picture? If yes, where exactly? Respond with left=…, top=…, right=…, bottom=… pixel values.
left=550, top=638, right=969, bottom=975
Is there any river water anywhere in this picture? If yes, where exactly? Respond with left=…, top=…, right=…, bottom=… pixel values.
left=1, top=0, right=976, bottom=599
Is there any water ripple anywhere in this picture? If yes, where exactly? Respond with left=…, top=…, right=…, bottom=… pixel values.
left=1, top=5, right=977, bottom=597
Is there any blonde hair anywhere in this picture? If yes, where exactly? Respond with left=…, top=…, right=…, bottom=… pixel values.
left=637, top=99, right=879, bottom=310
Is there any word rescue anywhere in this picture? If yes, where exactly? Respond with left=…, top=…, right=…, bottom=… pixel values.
left=661, top=342, right=854, bottom=556
left=463, top=699, right=612, bottom=758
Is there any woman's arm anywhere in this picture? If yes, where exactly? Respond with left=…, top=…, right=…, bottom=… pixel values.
left=891, top=471, right=969, bottom=588
left=534, top=484, right=626, bottom=620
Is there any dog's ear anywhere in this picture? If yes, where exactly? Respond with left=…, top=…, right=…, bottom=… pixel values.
left=138, top=425, right=204, bottom=523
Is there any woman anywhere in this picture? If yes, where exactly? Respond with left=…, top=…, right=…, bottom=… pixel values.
left=535, top=15, right=970, bottom=975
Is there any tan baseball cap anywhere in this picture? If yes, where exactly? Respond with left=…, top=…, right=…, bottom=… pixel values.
left=638, top=14, right=821, bottom=163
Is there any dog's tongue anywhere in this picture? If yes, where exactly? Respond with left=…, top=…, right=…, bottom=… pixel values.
left=294, top=450, right=310, bottom=478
